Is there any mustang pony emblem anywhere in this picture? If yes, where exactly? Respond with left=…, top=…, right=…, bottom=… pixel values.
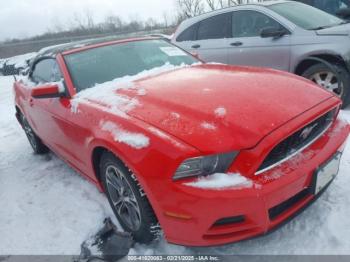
left=300, top=123, right=319, bottom=140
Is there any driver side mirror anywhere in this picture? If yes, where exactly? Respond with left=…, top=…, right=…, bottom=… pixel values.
left=31, top=83, right=62, bottom=99
left=336, top=8, right=350, bottom=20
left=260, top=27, right=289, bottom=38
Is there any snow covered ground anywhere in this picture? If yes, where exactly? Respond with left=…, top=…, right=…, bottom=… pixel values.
left=1, top=74, right=350, bottom=256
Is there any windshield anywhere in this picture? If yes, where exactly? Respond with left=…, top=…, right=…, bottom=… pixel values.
left=64, top=39, right=197, bottom=92
left=269, top=2, right=344, bottom=30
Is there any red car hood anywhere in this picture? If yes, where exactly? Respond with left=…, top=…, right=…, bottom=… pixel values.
left=119, top=64, right=333, bottom=153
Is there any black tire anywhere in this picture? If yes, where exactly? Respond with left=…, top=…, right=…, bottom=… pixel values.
left=302, top=63, right=350, bottom=108
left=100, top=152, right=160, bottom=244
left=21, top=114, right=49, bottom=154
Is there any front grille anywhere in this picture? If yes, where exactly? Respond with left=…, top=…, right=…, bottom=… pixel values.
left=257, top=109, right=336, bottom=174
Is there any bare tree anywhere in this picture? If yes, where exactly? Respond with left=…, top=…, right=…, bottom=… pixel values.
left=177, top=0, right=205, bottom=18
left=104, top=15, right=123, bottom=31
left=206, top=0, right=218, bottom=10
left=51, top=17, right=64, bottom=33
left=145, top=18, right=157, bottom=30
left=162, top=12, right=170, bottom=28
left=84, top=9, right=95, bottom=29
left=71, top=9, right=95, bottom=30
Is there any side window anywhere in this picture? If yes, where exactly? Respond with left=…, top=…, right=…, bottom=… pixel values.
left=232, top=11, right=284, bottom=38
left=176, top=24, right=197, bottom=42
left=197, top=13, right=231, bottom=40
left=31, top=59, right=62, bottom=83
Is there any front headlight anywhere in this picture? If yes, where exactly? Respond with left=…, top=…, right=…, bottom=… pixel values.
left=173, top=152, right=238, bottom=181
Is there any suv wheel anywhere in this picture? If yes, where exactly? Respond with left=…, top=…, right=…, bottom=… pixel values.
left=302, top=63, right=350, bottom=108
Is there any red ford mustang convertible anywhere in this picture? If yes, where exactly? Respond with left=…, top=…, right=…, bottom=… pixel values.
left=14, top=38, right=349, bottom=246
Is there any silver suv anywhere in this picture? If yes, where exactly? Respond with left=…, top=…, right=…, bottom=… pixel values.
left=172, top=0, right=350, bottom=107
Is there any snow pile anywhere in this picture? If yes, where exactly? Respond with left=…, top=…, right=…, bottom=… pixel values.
left=185, top=173, right=253, bottom=190
left=137, top=88, right=147, bottom=96
left=170, top=112, right=180, bottom=119
left=81, top=236, right=103, bottom=257
left=72, top=43, right=87, bottom=48
left=214, top=107, right=227, bottom=118
left=201, top=121, right=216, bottom=130
left=5, top=52, right=37, bottom=68
left=0, top=58, right=6, bottom=67
left=260, top=170, right=285, bottom=183
left=17, top=74, right=65, bottom=93
left=100, top=121, right=149, bottom=149
left=17, top=74, right=36, bottom=87
left=71, top=62, right=194, bottom=116
left=71, top=82, right=138, bottom=117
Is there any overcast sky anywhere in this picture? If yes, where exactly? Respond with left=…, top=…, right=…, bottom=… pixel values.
left=0, top=0, right=174, bottom=41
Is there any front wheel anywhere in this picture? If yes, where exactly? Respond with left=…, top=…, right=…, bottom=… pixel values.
left=302, top=63, right=350, bottom=108
left=100, top=152, right=160, bottom=243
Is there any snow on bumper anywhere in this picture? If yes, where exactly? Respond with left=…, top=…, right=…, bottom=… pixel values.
left=160, top=118, right=349, bottom=246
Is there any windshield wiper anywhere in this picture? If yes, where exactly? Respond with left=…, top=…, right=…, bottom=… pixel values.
left=309, top=26, right=330, bottom=30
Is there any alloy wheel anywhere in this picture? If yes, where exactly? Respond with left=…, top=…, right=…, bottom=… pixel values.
left=105, top=165, right=142, bottom=231
left=309, top=71, right=344, bottom=97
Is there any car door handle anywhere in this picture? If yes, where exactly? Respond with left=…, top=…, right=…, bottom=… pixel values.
left=29, top=98, right=34, bottom=107
left=191, top=44, right=201, bottom=49
left=230, top=41, right=243, bottom=46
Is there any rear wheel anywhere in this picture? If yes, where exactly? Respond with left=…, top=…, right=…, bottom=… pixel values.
left=302, top=63, right=350, bottom=108
left=100, top=152, right=160, bottom=243
left=21, top=114, right=49, bottom=154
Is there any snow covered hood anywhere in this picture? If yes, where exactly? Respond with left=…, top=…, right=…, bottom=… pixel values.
left=119, top=64, right=334, bottom=152
left=316, top=23, right=350, bottom=36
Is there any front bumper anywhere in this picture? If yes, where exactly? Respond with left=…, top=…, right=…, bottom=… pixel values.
left=159, top=118, right=349, bottom=246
